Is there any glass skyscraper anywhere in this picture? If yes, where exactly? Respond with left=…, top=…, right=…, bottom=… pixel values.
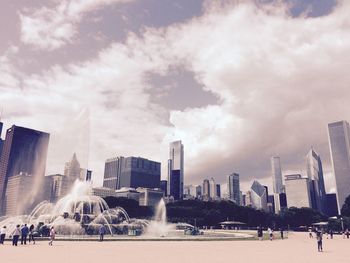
left=306, top=148, right=326, bottom=213
left=271, top=156, right=283, bottom=194
left=228, top=173, right=240, bottom=205
left=167, top=140, right=184, bottom=200
left=0, top=125, right=50, bottom=215
left=328, top=120, right=350, bottom=212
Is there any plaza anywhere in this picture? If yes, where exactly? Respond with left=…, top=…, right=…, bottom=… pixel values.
left=0, top=232, right=349, bottom=263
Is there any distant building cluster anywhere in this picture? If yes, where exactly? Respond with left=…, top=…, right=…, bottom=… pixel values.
left=0, top=119, right=350, bottom=217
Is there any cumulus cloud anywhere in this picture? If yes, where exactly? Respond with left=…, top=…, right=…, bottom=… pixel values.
left=19, top=0, right=134, bottom=50
left=3, top=0, right=350, bottom=192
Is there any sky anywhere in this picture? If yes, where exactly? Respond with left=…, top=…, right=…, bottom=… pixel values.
left=0, top=0, right=348, bottom=194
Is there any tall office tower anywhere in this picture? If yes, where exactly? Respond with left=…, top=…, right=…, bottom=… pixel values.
left=209, top=178, right=216, bottom=198
left=0, top=122, right=3, bottom=157
left=250, top=181, right=268, bottom=211
left=103, top=157, right=124, bottom=189
left=64, top=153, right=81, bottom=180
left=325, top=193, right=339, bottom=217
left=285, top=174, right=311, bottom=208
left=160, top=180, right=168, bottom=196
left=271, top=156, right=283, bottom=193
left=245, top=190, right=252, bottom=206
left=195, top=185, right=202, bottom=198
left=0, top=125, right=50, bottom=215
left=328, top=121, right=350, bottom=212
left=227, top=173, right=240, bottom=205
left=202, top=179, right=210, bottom=198
left=306, top=148, right=326, bottom=212
left=216, top=184, right=221, bottom=198
left=167, top=140, right=184, bottom=200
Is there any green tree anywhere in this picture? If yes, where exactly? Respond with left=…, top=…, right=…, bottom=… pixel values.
left=341, top=195, right=350, bottom=216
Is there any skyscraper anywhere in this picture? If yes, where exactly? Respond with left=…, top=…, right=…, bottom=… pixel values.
left=167, top=140, right=184, bottom=200
left=202, top=179, right=210, bottom=199
left=306, top=148, right=326, bottom=213
left=250, top=180, right=268, bottom=211
left=103, top=156, right=161, bottom=190
left=209, top=178, right=216, bottom=198
left=227, top=173, right=240, bottom=205
left=271, top=156, right=283, bottom=194
left=285, top=174, right=311, bottom=208
left=216, top=184, right=221, bottom=198
left=328, top=120, right=350, bottom=213
left=0, top=122, right=4, bottom=158
left=0, top=125, right=50, bottom=215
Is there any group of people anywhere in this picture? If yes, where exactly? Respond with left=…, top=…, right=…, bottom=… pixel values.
left=309, top=227, right=350, bottom=252
left=0, top=224, right=56, bottom=246
left=257, top=227, right=285, bottom=241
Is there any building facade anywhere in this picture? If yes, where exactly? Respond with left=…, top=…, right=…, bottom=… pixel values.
left=0, top=125, right=50, bottom=215
left=250, top=181, right=268, bottom=211
left=103, top=157, right=124, bottom=189
left=167, top=141, right=184, bottom=200
left=271, top=156, right=283, bottom=194
left=285, top=174, right=311, bottom=208
left=227, top=173, right=240, bottom=205
left=202, top=179, right=210, bottom=199
left=328, top=120, right=350, bottom=213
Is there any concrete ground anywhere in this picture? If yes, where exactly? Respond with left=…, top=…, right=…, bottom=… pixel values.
left=0, top=232, right=349, bottom=263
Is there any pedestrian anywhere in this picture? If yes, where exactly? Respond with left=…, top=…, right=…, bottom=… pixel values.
left=346, top=229, right=350, bottom=239
left=0, top=226, right=6, bottom=244
left=329, top=229, right=333, bottom=239
left=21, top=224, right=29, bottom=245
left=308, top=228, right=313, bottom=238
left=316, top=231, right=323, bottom=252
left=99, top=224, right=106, bottom=242
left=257, top=226, right=263, bottom=241
left=12, top=225, right=21, bottom=246
left=268, top=227, right=273, bottom=241
left=28, top=224, right=35, bottom=244
left=49, top=226, right=55, bottom=246
left=280, top=228, right=284, bottom=240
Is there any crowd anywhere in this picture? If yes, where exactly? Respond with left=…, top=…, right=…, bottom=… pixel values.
left=0, top=224, right=56, bottom=246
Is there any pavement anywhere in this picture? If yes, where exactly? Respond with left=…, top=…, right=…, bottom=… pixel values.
left=0, top=232, right=349, bottom=263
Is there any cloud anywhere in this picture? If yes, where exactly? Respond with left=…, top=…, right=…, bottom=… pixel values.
left=19, top=0, right=134, bottom=50
left=3, top=0, right=350, bottom=194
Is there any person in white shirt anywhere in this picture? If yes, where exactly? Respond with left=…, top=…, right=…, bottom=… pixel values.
left=0, top=226, right=6, bottom=244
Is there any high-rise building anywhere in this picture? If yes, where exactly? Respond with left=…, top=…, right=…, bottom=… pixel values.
left=64, top=153, right=81, bottom=180
left=0, top=125, right=50, bottom=215
left=306, top=148, right=326, bottom=213
left=160, top=180, right=167, bottom=196
left=167, top=140, right=184, bottom=200
left=328, top=120, right=350, bottom=213
left=209, top=178, right=216, bottom=198
left=245, top=190, right=252, bottom=206
left=216, top=184, right=221, bottom=198
left=271, top=156, right=283, bottom=194
left=195, top=185, right=202, bottom=198
left=103, top=156, right=160, bottom=190
left=285, top=174, right=311, bottom=208
left=103, top=157, right=124, bottom=189
left=0, top=122, right=4, bottom=158
left=202, top=179, right=210, bottom=199
left=325, top=193, right=338, bottom=217
left=250, top=181, right=268, bottom=211
left=227, top=173, right=240, bottom=205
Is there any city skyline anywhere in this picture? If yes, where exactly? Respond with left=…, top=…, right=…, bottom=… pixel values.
left=1, top=0, right=349, bottom=192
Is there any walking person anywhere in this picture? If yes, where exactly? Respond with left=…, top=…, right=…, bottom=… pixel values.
left=280, top=228, right=284, bottom=240
left=21, top=224, right=29, bottom=245
left=99, top=224, right=106, bottom=242
left=316, top=231, right=323, bottom=252
left=329, top=229, right=333, bottom=239
left=257, top=226, right=263, bottom=241
left=0, top=226, right=6, bottom=244
left=28, top=224, right=35, bottom=244
left=346, top=229, right=350, bottom=239
left=12, top=225, right=21, bottom=246
left=49, top=226, right=55, bottom=246
left=268, top=227, right=273, bottom=241
left=308, top=227, right=313, bottom=238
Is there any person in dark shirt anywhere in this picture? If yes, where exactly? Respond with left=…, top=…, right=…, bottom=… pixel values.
left=21, top=224, right=29, bottom=245
left=316, top=231, right=323, bottom=252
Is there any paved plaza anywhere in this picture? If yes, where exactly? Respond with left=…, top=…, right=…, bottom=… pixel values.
left=0, top=232, right=349, bottom=263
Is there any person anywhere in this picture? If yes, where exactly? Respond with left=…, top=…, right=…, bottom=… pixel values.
left=308, top=228, right=313, bottom=238
left=49, top=226, right=55, bottom=246
left=280, top=228, right=284, bottom=240
left=29, top=224, right=35, bottom=244
left=268, top=227, right=273, bottom=241
left=99, top=224, right=106, bottom=242
left=316, top=231, right=323, bottom=252
left=257, top=226, right=263, bottom=241
left=12, top=225, right=21, bottom=246
left=21, top=224, right=29, bottom=245
left=0, top=226, right=6, bottom=244
left=329, top=229, right=333, bottom=239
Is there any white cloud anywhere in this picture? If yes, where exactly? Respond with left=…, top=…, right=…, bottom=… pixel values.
left=19, top=0, right=134, bottom=50
left=3, top=0, right=350, bottom=193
